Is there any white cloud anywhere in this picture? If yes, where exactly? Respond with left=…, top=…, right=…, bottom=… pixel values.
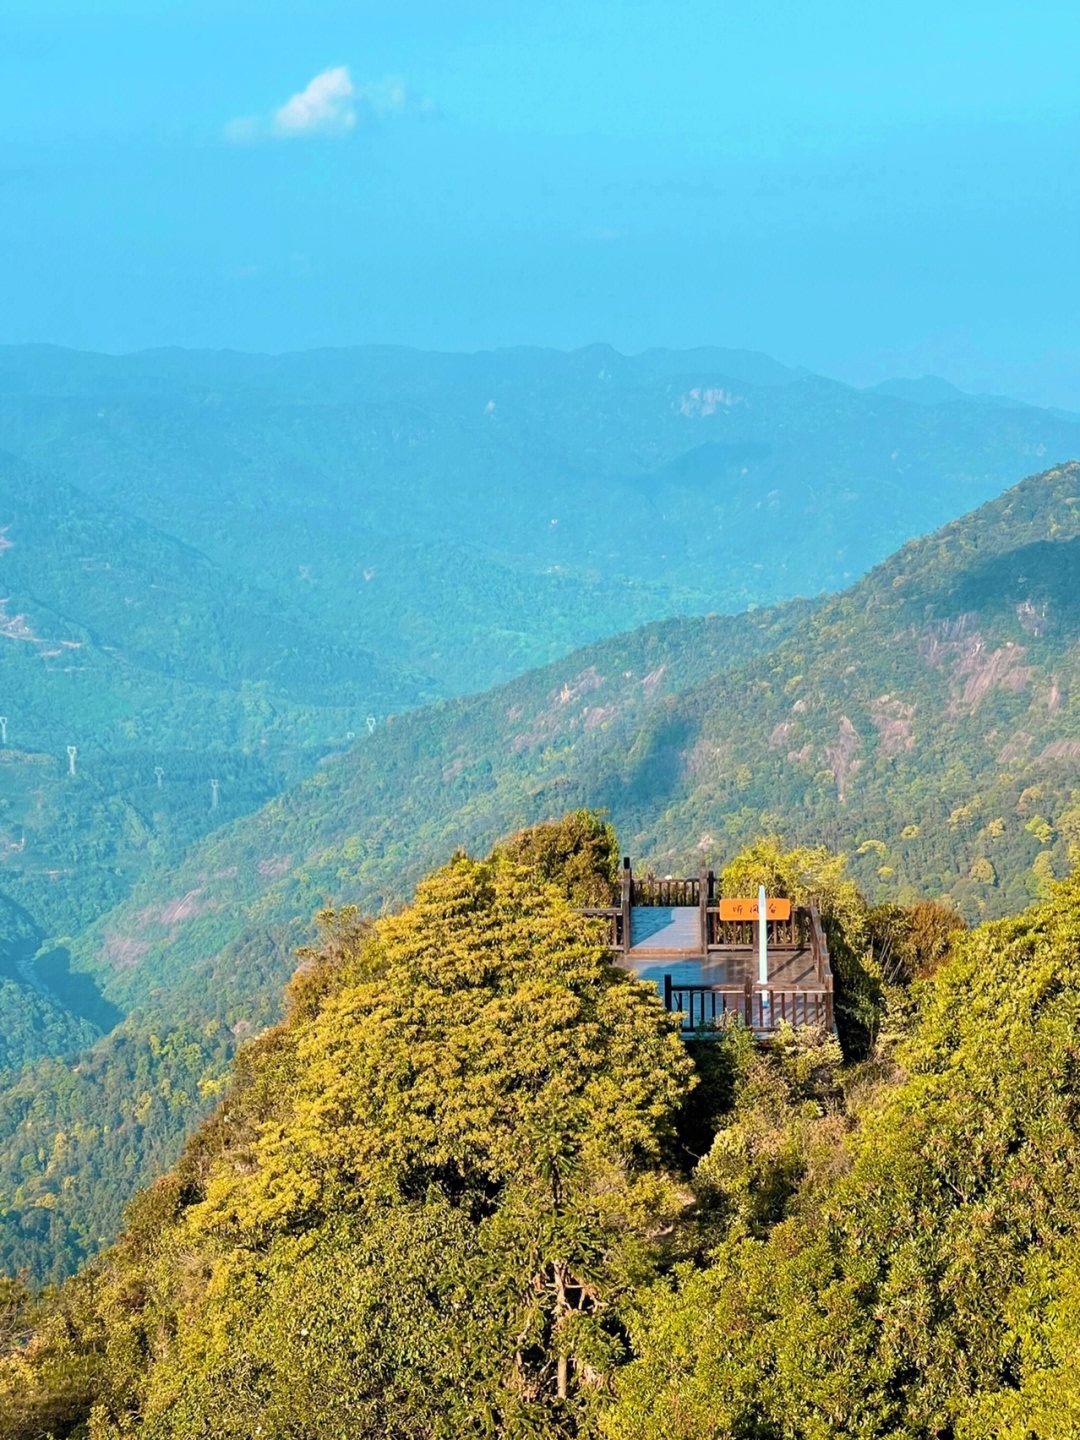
left=225, top=68, right=435, bottom=143
left=273, top=66, right=356, bottom=137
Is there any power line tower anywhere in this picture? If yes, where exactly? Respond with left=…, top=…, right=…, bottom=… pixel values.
left=210, top=778, right=219, bottom=810
left=67, top=745, right=77, bottom=777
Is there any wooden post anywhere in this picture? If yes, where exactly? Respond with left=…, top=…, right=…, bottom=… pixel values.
left=663, top=973, right=672, bottom=1012
left=698, top=864, right=708, bottom=953
left=621, top=857, right=631, bottom=957
left=744, top=976, right=753, bottom=1028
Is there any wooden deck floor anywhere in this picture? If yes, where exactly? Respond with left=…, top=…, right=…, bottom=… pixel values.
left=623, top=946, right=816, bottom=991
left=628, top=905, right=701, bottom=956
left=705, top=946, right=819, bottom=988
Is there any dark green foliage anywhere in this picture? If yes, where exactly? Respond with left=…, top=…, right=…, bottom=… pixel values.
left=0, top=897, right=100, bottom=1072
left=0, top=1019, right=233, bottom=1285
left=12, top=846, right=1080, bottom=1438
left=867, top=898, right=967, bottom=984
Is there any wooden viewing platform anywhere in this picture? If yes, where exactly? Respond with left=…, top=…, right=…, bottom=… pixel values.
left=582, top=859, right=835, bottom=1037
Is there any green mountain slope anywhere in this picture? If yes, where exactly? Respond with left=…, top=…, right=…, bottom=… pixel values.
left=2, top=461, right=1079, bottom=1283
left=77, top=459, right=1080, bottom=1024
left=0, top=450, right=427, bottom=1061
left=3, top=342, right=1078, bottom=1073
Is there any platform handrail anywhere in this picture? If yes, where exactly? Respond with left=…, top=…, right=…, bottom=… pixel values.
left=631, top=872, right=701, bottom=907
left=663, top=977, right=834, bottom=1033
left=579, top=906, right=622, bottom=950
left=620, top=859, right=632, bottom=957
left=808, top=905, right=829, bottom=985
left=705, top=905, right=806, bottom=949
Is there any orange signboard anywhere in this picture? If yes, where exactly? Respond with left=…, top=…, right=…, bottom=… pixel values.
left=718, top=897, right=792, bottom=921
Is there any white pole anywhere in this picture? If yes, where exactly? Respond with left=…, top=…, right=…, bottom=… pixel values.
left=758, top=883, right=768, bottom=986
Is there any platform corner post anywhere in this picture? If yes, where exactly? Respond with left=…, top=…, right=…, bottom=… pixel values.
left=699, top=863, right=708, bottom=951
left=621, top=858, right=632, bottom=956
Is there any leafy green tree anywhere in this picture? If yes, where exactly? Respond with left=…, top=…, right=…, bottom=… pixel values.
left=496, top=809, right=619, bottom=906
left=720, top=836, right=881, bottom=1056
left=58, top=844, right=694, bottom=1439
left=606, top=869, right=1080, bottom=1440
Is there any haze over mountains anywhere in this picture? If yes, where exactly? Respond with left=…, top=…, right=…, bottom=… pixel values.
left=3, top=347, right=1072, bottom=906
left=3, top=344, right=1077, bottom=933
left=68, top=458, right=1080, bottom=1024
left=2, top=344, right=1080, bottom=1282
left=3, top=343, right=1077, bottom=710
left=0, top=368, right=1078, bottom=1277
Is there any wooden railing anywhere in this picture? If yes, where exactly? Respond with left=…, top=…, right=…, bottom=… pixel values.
left=747, top=985, right=832, bottom=1033
left=663, top=978, right=746, bottom=1029
left=579, top=907, right=623, bottom=950
left=631, top=873, right=701, bottom=907
left=664, top=976, right=834, bottom=1034
left=807, top=905, right=829, bottom=985
left=706, top=908, right=805, bottom=949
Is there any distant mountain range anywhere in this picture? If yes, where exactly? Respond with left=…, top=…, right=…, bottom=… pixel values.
left=4, top=342, right=1078, bottom=718
left=72, top=459, right=1080, bottom=1015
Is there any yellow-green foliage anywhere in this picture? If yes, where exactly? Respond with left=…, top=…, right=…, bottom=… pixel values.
left=10, top=836, right=1080, bottom=1440
left=721, top=837, right=880, bottom=1054
left=692, top=1025, right=846, bottom=1239
left=495, top=809, right=620, bottom=906
left=867, top=898, right=967, bottom=985
left=720, top=835, right=869, bottom=951
left=605, top=871, right=1080, bottom=1440
left=3, top=834, right=693, bottom=1440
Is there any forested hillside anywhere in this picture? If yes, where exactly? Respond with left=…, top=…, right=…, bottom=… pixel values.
left=2, top=460, right=1079, bottom=1284
left=70, top=458, right=1080, bottom=1011
left=3, top=342, right=1077, bottom=1083
left=4, top=820, right=1080, bottom=1439
left=6, top=348, right=1077, bottom=1082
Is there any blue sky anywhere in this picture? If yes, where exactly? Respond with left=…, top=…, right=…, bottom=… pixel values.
left=3, top=0, right=1080, bottom=405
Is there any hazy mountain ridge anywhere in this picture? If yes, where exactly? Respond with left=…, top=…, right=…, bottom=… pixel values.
left=5, top=340, right=1073, bottom=1055
left=3, top=343, right=1076, bottom=946
left=78, top=460, right=1080, bottom=1024
left=0, top=451, right=425, bottom=726
left=3, top=344, right=1077, bottom=705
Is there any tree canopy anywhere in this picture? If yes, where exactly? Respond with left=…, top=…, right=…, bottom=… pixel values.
left=5, top=826, right=1080, bottom=1440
